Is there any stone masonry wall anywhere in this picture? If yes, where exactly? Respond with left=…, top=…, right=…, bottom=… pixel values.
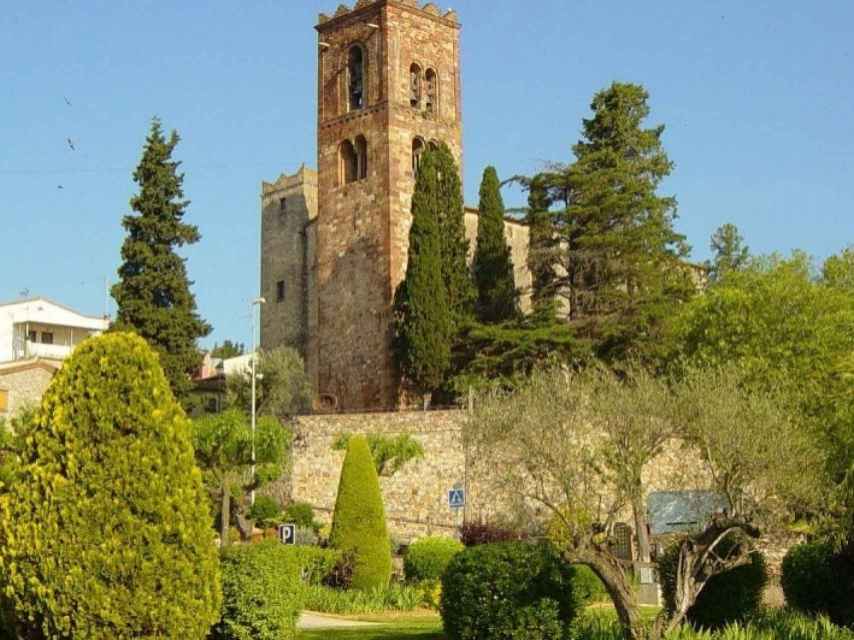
left=0, top=364, right=55, bottom=417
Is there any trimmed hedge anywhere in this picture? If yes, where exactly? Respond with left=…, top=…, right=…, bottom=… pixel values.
left=214, top=541, right=303, bottom=640
left=329, top=435, right=392, bottom=590
left=0, top=333, right=221, bottom=639
left=404, top=536, right=464, bottom=583
left=440, top=542, right=583, bottom=640
left=660, top=539, right=768, bottom=630
left=782, top=541, right=854, bottom=627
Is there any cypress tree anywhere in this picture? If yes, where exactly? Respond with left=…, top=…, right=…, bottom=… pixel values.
left=329, top=435, right=392, bottom=591
left=473, top=166, right=518, bottom=323
left=433, top=143, right=475, bottom=327
left=393, top=151, right=453, bottom=396
left=111, top=118, right=211, bottom=404
left=563, top=82, right=693, bottom=364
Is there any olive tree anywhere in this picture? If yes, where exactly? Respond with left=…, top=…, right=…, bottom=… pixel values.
left=466, top=364, right=823, bottom=640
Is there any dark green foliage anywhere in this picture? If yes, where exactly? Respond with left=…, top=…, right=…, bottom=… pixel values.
left=226, top=347, right=312, bottom=420
left=248, top=495, right=282, bottom=525
left=473, top=166, right=518, bottom=323
left=284, top=501, right=322, bottom=533
left=211, top=340, right=246, bottom=359
left=0, top=332, right=221, bottom=639
left=393, top=150, right=454, bottom=395
left=214, top=541, right=303, bottom=640
left=111, top=118, right=211, bottom=404
left=525, top=173, right=560, bottom=317
left=450, top=316, right=588, bottom=393
left=440, top=542, right=583, bottom=640
left=660, top=541, right=768, bottom=630
left=433, top=143, right=476, bottom=328
left=545, top=83, right=694, bottom=365
left=782, top=541, right=854, bottom=627
left=332, top=432, right=425, bottom=476
left=329, top=435, right=392, bottom=590
left=192, top=409, right=291, bottom=546
left=707, top=223, right=750, bottom=283
left=404, top=536, right=464, bottom=583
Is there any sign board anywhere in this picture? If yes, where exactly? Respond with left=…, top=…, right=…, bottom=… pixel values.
left=278, top=523, right=296, bottom=545
left=448, top=488, right=465, bottom=509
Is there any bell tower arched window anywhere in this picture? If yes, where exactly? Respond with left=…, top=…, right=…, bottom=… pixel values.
left=425, top=69, right=437, bottom=115
left=340, top=140, right=358, bottom=185
left=412, top=137, right=426, bottom=174
left=409, top=64, right=422, bottom=108
left=348, top=45, right=365, bottom=111
left=355, top=135, right=368, bottom=180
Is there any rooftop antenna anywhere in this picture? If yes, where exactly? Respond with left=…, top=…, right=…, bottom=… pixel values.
left=19, top=288, right=30, bottom=298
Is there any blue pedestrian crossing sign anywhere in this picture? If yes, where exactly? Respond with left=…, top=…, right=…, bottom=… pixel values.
left=448, top=488, right=465, bottom=509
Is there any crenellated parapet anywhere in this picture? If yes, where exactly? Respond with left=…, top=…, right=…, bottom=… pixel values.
left=317, top=0, right=458, bottom=28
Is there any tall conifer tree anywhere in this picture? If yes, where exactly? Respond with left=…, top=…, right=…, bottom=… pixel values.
left=393, top=151, right=452, bottom=397
left=473, top=166, right=518, bottom=323
left=526, top=173, right=560, bottom=319
left=562, top=83, right=693, bottom=364
left=112, top=118, right=211, bottom=402
left=433, top=143, right=475, bottom=327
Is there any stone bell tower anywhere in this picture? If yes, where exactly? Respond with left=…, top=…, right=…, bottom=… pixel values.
left=314, top=1, right=462, bottom=411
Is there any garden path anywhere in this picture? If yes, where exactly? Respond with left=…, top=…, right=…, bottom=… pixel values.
left=298, top=612, right=382, bottom=629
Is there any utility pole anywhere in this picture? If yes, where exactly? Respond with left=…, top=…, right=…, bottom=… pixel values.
left=250, top=296, right=266, bottom=505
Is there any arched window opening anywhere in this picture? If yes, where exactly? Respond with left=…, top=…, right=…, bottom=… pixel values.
left=425, top=69, right=437, bottom=115
left=412, top=137, right=426, bottom=175
left=348, top=45, right=365, bottom=111
left=355, top=135, right=368, bottom=180
left=340, top=140, right=358, bottom=185
left=409, top=64, right=422, bottom=109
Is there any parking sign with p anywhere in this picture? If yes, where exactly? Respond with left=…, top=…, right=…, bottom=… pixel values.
left=278, top=523, right=296, bottom=545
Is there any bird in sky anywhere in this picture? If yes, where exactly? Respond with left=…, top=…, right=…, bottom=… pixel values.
left=64, top=96, right=72, bottom=106
left=67, top=138, right=75, bottom=151
left=57, top=185, right=64, bottom=189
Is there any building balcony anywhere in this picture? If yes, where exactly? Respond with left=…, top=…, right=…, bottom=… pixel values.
left=21, top=341, right=73, bottom=361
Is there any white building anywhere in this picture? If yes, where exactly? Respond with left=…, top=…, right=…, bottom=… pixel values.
left=0, top=297, right=109, bottom=364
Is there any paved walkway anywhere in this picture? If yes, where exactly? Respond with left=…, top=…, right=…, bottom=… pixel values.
left=298, top=611, right=382, bottom=630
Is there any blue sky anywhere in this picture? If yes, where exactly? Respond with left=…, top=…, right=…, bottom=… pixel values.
left=1, top=0, right=852, bottom=347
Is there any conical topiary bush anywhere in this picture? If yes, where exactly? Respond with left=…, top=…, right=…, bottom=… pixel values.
left=329, top=434, right=392, bottom=590
left=0, top=332, right=221, bottom=639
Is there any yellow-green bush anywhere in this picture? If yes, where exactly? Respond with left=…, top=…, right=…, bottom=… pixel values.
left=404, top=536, right=464, bottom=583
left=329, top=434, right=392, bottom=590
left=0, top=333, right=221, bottom=639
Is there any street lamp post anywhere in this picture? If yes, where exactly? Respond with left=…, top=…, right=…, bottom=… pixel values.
left=250, top=296, right=266, bottom=505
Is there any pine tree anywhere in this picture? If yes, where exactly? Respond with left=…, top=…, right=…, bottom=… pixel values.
left=473, top=166, right=518, bottom=323
left=562, top=82, right=694, bottom=364
left=111, top=118, right=211, bottom=403
left=526, top=173, right=560, bottom=318
left=707, top=223, right=750, bottom=282
left=393, top=151, right=453, bottom=397
left=433, top=143, right=475, bottom=327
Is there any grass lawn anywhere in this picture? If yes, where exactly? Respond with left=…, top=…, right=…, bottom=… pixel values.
left=297, top=612, right=444, bottom=640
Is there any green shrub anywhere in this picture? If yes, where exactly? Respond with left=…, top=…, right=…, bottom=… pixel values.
left=441, top=542, right=583, bottom=640
left=214, top=540, right=303, bottom=640
left=301, top=583, right=424, bottom=615
left=0, top=333, right=221, bottom=639
left=404, top=536, right=464, bottom=583
left=249, top=495, right=282, bottom=525
left=289, top=546, right=341, bottom=585
left=329, top=434, right=392, bottom=590
left=284, top=501, right=321, bottom=532
left=570, top=564, right=609, bottom=605
left=660, top=539, right=768, bottom=630
left=782, top=541, right=854, bottom=627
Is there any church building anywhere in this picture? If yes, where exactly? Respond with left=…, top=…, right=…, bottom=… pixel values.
left=260, top=1, right=532, bottom=412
